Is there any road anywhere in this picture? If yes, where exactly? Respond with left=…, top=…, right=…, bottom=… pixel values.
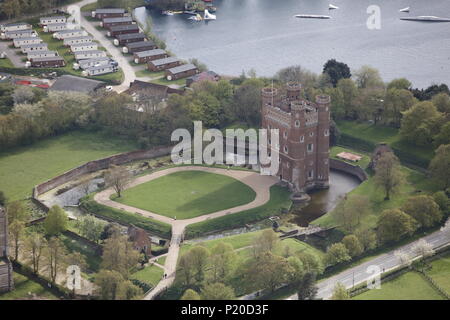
left=285, top=226, right=450, bottom=300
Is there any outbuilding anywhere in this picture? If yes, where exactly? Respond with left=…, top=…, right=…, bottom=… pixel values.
left=13, top=37, right=42, bottom=48
left=1, top=30, right=36, bottom=40
left=27, top=50, right=59, bottom=60
left=29, top=56, right=65, bottom=68
left=107, top=24, right=140, bottom=37
left=21, top=43, right=48, bottom=53
left=63, top=36, right=93, bottom=46
left=165, top=64, right=199, bottom=81
left=78, top=57, right=112, bottom=70
left=54, top=29, right=87, bottom=40
left=92, top=8, right=126, bottom=20
left=43, top=23, right=67, bottom=33
left=74, top=50, right=107, bottom=61
left=0, top=23, right=32, bottom=32
left=82, top=64, right=117, bottom=76
left=148, top=57, right=181, bottom=72
left=70, top=43, right=98, bottom=53
left=39, top=16, right=67, bottom=26
left=101, top=17, right=133, bottom=29
left=133, top=49, right=167, bottom=64
left=123, top=40, right=156, bottom=54
left=114, top=33, right=146, bottom=46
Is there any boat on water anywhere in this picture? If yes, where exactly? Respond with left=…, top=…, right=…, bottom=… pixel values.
left=400, top=15, right=450, bottom=22
left=329, top=4, right=339, bottom=10
left=162, top=10, right=183, bottom=16
left=204, top=9, right=216, bottom=20
left=184, top=10, right=197, bottom=15
left=295, top=14, right=331, bottom=19
left=188, top=14, right=203, bottom=21
left=399, top=7, right=410, bottom=13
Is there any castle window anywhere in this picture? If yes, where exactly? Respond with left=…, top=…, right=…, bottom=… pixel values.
left=295, top=120, right=300, bottom=128
left=283, top=131, right=288, bottom=139
left=300, top=136, right=304, bottom=143
left=308, top=170, right=314, bottom=179
left=324, top=159, right=328, bottom=165
left=287, top=162, right=290, bottom=168
left=324, top=129, right=329, bottom=136
left=284, top=146, right=288, bottom=154
left=309, top=132, right=314, bottom=137
left=307, top=143, right=314, bottom=152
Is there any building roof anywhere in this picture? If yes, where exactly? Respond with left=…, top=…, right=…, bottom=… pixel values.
left=56, top=29, right=83, bottom=35
left=46, top=23, right=67, bottom=28
left=150, top=56, right=180, bottom=67
left=102, top=17, right=133, bottom=23
left=116, top=33, right=145, bottom=41
left=86, top=65, right=114, bottom=72
left=50, top=75, right=105, bottom=93
left=126, top=40, right=155, bottom=49
left=95, top=8, right=126, bottom=14
left=79, top=57, right=111, bottom=67
left=31, top=56, right=65, bottom=62
left=74, top=50, right=105, bottom=57
left=13, top=37, right=42, bottom=42
left=128, top=226, right=151, bottom=250
left=70, top=42, right=95, bottom=48
left=5, top=30, right=34, bottom=35
left=2, top=22, right=31, bottom=28
left=168, top=64, right=197, bottom=74
left=64, top=36, right=93, bottom=42
left=337, top=152, right=362, bottom=162
left=27, top=50, right=58, bottom=56
left=21, top=43, right=48, bottom=49
left=135, top=49, right=166, bottom=58
left=109, top=24, right=139, bottom=32
left=188, top=71, right=219, bottom=84
left=40, top=16, right=66, bottom=21
left=125, top=80, right=184, bottom=97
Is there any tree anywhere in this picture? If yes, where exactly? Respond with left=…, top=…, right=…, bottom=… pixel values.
left=6, top=200, right=29, bottom=224
left=101, top=233, right=140, bottom=278
left=95, top=269, right=142, bottom=300
left=412, top=239, right=435, bottom=261
left=297, top=252, right=323, bottom=275
left=228, top=78, right=265, bottom=126
left=252, top=229, right=279, bottom=257
left=287, top=256, right=304, bottom=282
left=394, top=250, right=412, bottom=268
left=401, top=195, right=442, bottom=228
left=433, top=191, right=449, bottom=214
left=355, top=228, right=377, bottom=251
left=181, top=289, right=201, bottom=300
left=429, top=144, right=450, bottom=189
left=43, top=205, right=68, bottom=236
left=275, top=65, right=318, bottom=89
left=341, top=235, right=364, bottom=258
left=377, top=209, right=418, bottom=243
left=354, top=65, right=383, bottom=89
left=45, top=237, right=68, bottom=283
left=296, top=272, right=318, bottom=300
left=373, top=151, right=404, bottom=200
left=331, top=282, right=350, bottom=300
left=323, top=59, right=351, bottom=87
left=178, top=252, right=195, bottom=286
left=336, top=78, right=358, bottom=119
left=382, top=88, right=416, bottom=127
left=431, top=92, right=450, bottom=114
left=325, top=243, right=351, bottom=266
left=0, top=191, right=6, bottom=206
left=441, top=219, right=450, bottom=238
left=189, top=246, right=210, bottom=283
left=201, top=282, right=236, bottom=300
left=12, top=86, right=35, bottom=105
left=24, top=232, right=47, bottom=274
left=333, top=194, right=370, bottom=233
left=209, top=242, right=236, bottom=282
left=75, top=215, right=106, bottom=243
left=9, top=219, right=26, bottom=261
left=104, top=165, right=132, bottom=198
left=387, top=78, right=412, bottom=90
left=433, top=122, right=450, bottom=148
left=79, top=177, right=92, bottom=196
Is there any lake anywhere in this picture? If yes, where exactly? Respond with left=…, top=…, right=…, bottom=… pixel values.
left=135, top=0, right=450, bottom=88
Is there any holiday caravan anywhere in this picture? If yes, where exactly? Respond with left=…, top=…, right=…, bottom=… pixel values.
left=21, top=43, right=48, bottom=53
left=54, top=29, right=87, bottom=40
left=0, top=23, right=32, bottom=33
left=1, top=30, right=37, bottom=40
left=13, top=37, right=42, bottom=48
left=27, top=51, right=59, bottom=60
left=43, top=23, right=67, bottom=33
left=70, top=43, right=98, bottom=53
left=74, top=50, right=107, bottom=61
left=63, top=36, right=93, bottom=46
left=39, top=16, right=67, bottom=26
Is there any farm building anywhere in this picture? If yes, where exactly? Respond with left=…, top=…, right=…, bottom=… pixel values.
left=74, top=50, right=107, bottom=61
left=133, top=49, right=167, bottom=64
left=186, top=71, right=220, bottom=87
left=44, top=23, right=67, bottom=33
left=107, top=24, right=140, bottom=37
left=166, top=64, right=199, bottom=81
left=114, top=33, right=146, bottom=46
left=101, top=17, right=133, bottom=29
left=39, top=16, right=67, bottom=26
left=29, top=56, right=65, bottom=68
left=13, top=37, right=42, bottom=48
left=148, top=57, right=181, bottom=72
left=124, top=40, right=156, bottom=54
left=27, top=50, right=59, bottom=60
left=63, top=36, right=93, bottom=46
left=78, top=57, right=112, bottom=70
left=50, top=75, right=106, bottom=94
left=54, top=29, right=87, bottom=40
left=82, top=64, right=117, bottom=76
left=1, top=30, right=37, bottom=40
left=0, top=22, right=32, bottom=32
left=92, top=8, right=126, bottom=20
left=70, top=43, right=98, bottom=53
left=21, top=43, right=48, bottom=53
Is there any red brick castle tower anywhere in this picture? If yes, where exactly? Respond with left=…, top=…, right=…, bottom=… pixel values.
left=261, top=82, right=331, bottom=194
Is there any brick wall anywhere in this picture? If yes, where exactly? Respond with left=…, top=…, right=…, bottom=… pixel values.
left=329, top=158, right=368, bottom=182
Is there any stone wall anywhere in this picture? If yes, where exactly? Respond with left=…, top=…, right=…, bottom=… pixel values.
left=0, top=263, right=13, bottom=293
left=329, top=158, right=368, bottom=182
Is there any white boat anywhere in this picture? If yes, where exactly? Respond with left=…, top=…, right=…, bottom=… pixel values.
left=400, top=15, right=450, bottom=22
left=188, top=14, right=203, bottom=21
left=162, top=11, right=174, bottom=16
left=204, top=9, right=216, bottom=20
left=295, top=14, right=331, bottom=19
left=399, top=7, right=410, bottom=13
left=329, top=4, right=339, bottom=10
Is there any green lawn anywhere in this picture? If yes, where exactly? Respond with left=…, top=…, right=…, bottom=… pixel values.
left=0, top=131, right=137, bottom=201
left=353, top=271, right=444, bottom=300
left=155, top=256, right=167, bottom=266
left=135, top=69, right=165, bottom=79
left=60, top=233, right=101, bottom=272
left=428, top=252, right=450, bottom=293
left=0, top=272, right=59, bottom=300
left=131, top=264, right=164, bottom=288
left=114, top=170, right=257, bottom=219
left=0, top=57, right=14, bottom=68
left=330, top=146, right=371, bottom=169
left=151, top=76, right=186, bottom=87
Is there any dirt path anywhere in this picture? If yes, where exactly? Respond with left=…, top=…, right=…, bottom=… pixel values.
left=94, top=166, right=278, bottom=300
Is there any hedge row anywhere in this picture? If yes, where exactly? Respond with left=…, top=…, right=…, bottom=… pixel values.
left=339, top=133, right=430, bottom=168
left=184, top=185, right=292, bottom=239
left=79, top=195, right=172, bottom=239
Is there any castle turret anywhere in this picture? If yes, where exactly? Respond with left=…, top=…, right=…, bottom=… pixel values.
left=315, top=95, right=331, bottom=187
left=286, top=82, right=302, bottom=102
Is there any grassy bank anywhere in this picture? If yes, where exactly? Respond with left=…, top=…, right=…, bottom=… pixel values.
left=0, top=272, right=58, bottom=300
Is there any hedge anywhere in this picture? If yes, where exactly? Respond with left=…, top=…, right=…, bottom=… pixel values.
left=184, top=185, right=292, bottom=239
left=79, top=194, right=172, bottom=239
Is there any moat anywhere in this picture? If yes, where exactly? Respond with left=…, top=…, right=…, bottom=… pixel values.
left=135, top=0, right=450, bottom=88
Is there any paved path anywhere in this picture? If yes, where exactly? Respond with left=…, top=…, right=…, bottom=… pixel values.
left=94, top=166, right=278, bottom=299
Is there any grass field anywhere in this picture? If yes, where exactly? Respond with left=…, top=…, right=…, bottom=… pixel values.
left=0, top=131, right=137, bottom=201
left=0, top=272, right=59, bottom=300
left=428, top=252, right=450, bottom=293
left=114, top=171, right=257, bottom=219
left=131, top=265, right=164, bottom=288
left=60, top=233, right=101, bottom=272
left=353, top=271, right=444, bottom=300
left=0, top=57, right=14, bottom=68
